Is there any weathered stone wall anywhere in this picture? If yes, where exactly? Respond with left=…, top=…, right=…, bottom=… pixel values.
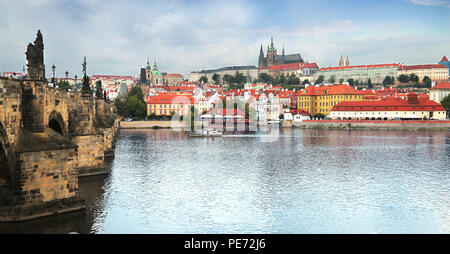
left=0, top=78, right=22, bottom=146
left=71, top=134, right=104, bottom=170
left=15, top=146, right=78, bottom=205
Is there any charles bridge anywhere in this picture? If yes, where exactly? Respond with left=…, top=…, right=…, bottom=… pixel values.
left=0, top=30, right=120, bottom=222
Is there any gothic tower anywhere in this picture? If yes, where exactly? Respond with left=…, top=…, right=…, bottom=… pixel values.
left=345, top=56, right=350, bottom=66
left=339, top=55, right=344, bottom=67
left=266, top=37, right=277, bottom=67
left=258, top=44, right=266, bottom=68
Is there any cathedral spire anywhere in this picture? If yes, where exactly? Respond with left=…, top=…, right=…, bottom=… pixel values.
left=345, top=56, right=349, bottom=66
left=269, top=37, right=275, bottom=52
left=258, top=44, right=265, bottom=68
left=339, top=55, right=344, bottom=67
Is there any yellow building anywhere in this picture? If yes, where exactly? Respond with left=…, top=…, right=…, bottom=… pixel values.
left=146, top=93, right=194, bottom=116
left=297, top=84, right=377, bottom=116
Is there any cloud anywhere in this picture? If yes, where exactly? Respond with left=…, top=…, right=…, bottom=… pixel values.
left=406, top=0, right=450, bottom=8
left=0, top=0, right=449, bottom=79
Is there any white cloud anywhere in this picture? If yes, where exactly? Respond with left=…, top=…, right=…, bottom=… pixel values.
left=406, top=0, right=450, bottom=8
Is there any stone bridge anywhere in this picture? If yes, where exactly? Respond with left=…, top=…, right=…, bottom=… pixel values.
left=0, top=30, right=120, bottom=222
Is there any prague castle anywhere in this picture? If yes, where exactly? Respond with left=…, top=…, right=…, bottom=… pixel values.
left=258, top=37, right=304, bottom=68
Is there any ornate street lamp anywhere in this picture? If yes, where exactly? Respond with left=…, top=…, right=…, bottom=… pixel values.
left=74, top=75, right=78, bottom=90
left=64, top=70, right=69, bottom=91
left=51, top=64, right=56, bottom=84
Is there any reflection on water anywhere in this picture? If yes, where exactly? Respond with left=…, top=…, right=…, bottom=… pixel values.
left=0, top=128, right=449, bottom=233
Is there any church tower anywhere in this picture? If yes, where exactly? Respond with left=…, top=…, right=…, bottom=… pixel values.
left=339, top=55, right=344, bottom=67
left=145, top=58, right=152, bottom=83
left=345, top=56, right=350, bottom=66
left=266, top=37, right=277, bottom=67
left=258, top=44, right=266, bottom=68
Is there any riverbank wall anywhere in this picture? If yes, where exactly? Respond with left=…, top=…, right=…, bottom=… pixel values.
left=296, top=120, right=450, bottom=131
left=120, top=121, right=186, bottom=129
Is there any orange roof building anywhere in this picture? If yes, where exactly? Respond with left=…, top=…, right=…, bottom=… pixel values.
left=430, top=82, right=450, bottom=104
left=296, top=84, right=379, bottom=116
left=146, top=93, right=194, bottom=116
left=330, top=92, right=446, bottom=120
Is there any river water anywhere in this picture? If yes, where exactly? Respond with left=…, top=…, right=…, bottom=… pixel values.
left=1, top=128, right=449, bottom=234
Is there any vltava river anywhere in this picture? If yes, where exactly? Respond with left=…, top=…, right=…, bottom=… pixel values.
left=1, top=128, right=449, bottom=233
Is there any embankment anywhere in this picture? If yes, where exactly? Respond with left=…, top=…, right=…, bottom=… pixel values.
left=297, top=120, right=450, bottom=131
left=120, top=121, right=186, bottom=129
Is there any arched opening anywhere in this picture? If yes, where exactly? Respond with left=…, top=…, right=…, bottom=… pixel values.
left=48, top=110, right=66, bottom=136
left=49, top=118, right=63, bottom=135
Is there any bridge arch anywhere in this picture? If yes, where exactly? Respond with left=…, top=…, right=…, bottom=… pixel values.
left=0, top=121, right=15, bottom=205
left=48, top=110, right=67, bottom=136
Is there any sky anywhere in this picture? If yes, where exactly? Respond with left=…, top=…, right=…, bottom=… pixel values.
left=0, top=0, right=449, bottom=78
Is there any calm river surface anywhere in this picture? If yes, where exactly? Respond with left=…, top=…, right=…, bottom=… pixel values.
left=1, top=128, right=449, bottom=234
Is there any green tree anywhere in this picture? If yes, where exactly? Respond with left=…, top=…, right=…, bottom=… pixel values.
left=258, top=73, right=271, bottom=83
left=199, top=75, right=208, bottom=83
left=398, top=74, right=409, bottom=83
left=279, top=113, right=284, bottom=120
left=422, top=76, right=432, bottom=88
left=287, top=73, right=300, bottom=85
left=128, top=86, right=144, bottom=101
left=328, top=75, right=336, bottom=84
left=234, top=71, right=245, bottom=84
left=315, top=75, right=324, bottom=84
left=126, top=95, right=146, bottom=119
left=212, top=73, right=220, bottom=83
left=223, top=74, right=234, bottom=85
left=312, top=113, right=326, bottom=119
left=440, top=94, right=450, bottom=118
left=302, top=79, right=310, bottom=86
left=409, top=73, right=419, bottom=83
left=383, top=76, right=394, bottom=86
left=367, top=78, right=373, bottom=89
left=114, top=99, right=128, bottom=117
left=347, top=78, right=355, bottom=86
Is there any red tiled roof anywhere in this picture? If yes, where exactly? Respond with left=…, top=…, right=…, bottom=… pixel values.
left=440, top=56, right=448, bottom=62
left=332, top=96, right=445, bottom=112
left=268, top=62, right=319, bottom=70
left=146, top=93, right=194, bottom=104
left=398, top=64, right=447, bottom=70
left=301, top=84, right=361, bottom=96
left=92, top=75, right=133, bottom=79
left=431, top=82, right=450, bottom=90
left=164, top=73, right=183, bottom=77
left=320, top=63, right=398, bottom=71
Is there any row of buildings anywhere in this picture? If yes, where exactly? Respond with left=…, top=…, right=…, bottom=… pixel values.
left=143, top=80, right=450, bottom=121
left=188, top=38, right=450, bottom=85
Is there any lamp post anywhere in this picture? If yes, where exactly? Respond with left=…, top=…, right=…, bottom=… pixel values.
left=65, top=71, right=69, bottom=91
left=74, top=75, right=78, bottom=90
left=51, top=65, right=56, bottom=84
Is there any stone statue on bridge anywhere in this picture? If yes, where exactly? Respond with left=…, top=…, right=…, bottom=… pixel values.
left=25, top=30, right=45, bottom=80
left=81, top=56, right=92, bottom=97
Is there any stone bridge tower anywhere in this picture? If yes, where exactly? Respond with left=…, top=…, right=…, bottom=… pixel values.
left=0, top=30, right=120, bottom=222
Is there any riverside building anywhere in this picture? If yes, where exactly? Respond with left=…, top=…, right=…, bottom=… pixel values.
left=146, top=93, right=194, bottom=116
left=429, top=82, right=450, bottom=104
left=330, top=92, right=446, bottom=120
left=296, top=84, right=377, bottom=116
